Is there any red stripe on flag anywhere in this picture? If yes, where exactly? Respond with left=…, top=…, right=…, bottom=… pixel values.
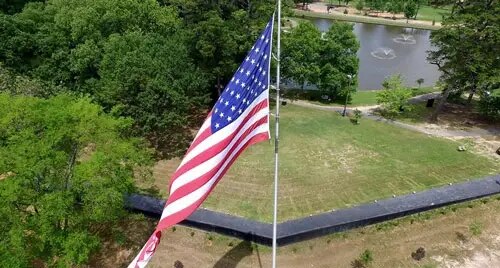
left=168, top=99, right=268, bottom=189
left=156, top=132, right=270, bottom=231
left=166, top=115, right=269, bottom=204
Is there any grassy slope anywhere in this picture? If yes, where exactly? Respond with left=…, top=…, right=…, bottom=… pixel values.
left=159, top=105, right=497, bottom=222
left=416, top=5, right=452, bottom=22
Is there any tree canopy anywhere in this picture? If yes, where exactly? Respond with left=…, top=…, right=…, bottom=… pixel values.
left=376, top=74, right=413, bottom=117
left=282, top=20, right=359, bottom=100
left=0, top=93, right=151, bottom=267
left=0, top=0, right=283, bottom=157
left=428, top=0, right=499, bottom=120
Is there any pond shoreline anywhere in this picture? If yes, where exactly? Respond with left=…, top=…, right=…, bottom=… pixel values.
left=294, top=10, right=441, bottom=31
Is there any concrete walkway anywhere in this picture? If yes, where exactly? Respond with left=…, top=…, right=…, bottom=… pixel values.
left=286, top=95, right=500, bottom=138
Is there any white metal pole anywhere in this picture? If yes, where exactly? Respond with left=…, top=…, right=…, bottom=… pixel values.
left=272, top=1, right=281, bottom=267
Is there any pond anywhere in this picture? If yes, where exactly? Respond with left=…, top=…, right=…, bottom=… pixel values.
left=311, top=18, right=441, bottom=90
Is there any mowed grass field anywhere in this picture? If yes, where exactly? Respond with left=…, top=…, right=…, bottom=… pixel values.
left=150, top=104, right=499, bottom=222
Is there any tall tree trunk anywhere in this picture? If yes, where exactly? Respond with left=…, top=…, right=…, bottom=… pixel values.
left=467, top=88, right=476, bottom=105
left=430, top=87, right=451, bottom=123
left=414, top=2, right=420, bottom=19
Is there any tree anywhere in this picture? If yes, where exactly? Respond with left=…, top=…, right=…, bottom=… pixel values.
left=356, top=0, right=365, bottom=12
left=0, top=63, right=63, bottom=97
left=403, top=0, right=418, bottom=22
left=386, top=0, right=404, bottom=19
left=366, top=0, right=387, bottom=13
left=97, top=31, right=209, bottom=158
left=478, top=88, right=500, bottom=120
left=427, top=0, right=499, bottom=122
left=318, top=22, right=359, bottom=99
left=416, top=78, right=424, bottom=88
left=0, top=0, right=212, bottom=158
left=165, top=0, right=276, bottom=97
left=376, top=74, right=413, bottom=116
left=0, top=0, right=37, bottom=14
left=0, top=93, right=151, bottom=266
left=282, top=21, right=322, bottom=90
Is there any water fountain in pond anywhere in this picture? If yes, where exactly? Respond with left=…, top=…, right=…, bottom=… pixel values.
left=370, top=47, right=396, bottom=60
left=393, top=34, right=417, bottom=45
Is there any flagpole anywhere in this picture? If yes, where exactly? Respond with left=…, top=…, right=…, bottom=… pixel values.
left=272, top=0, right=281, bottom=267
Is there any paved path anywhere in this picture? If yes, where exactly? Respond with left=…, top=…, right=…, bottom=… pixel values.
left=285, top=96, right=500, bottom=138
left=303, top=2, right=441, bottom=28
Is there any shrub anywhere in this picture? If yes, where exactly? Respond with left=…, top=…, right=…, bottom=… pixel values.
left=359, top=249, right=374, bottom=266
left=469, top=222, right=482, bottom=236
left=376, top=74, right=413, bottom=117
left=352, top=109, right=362, bottom=124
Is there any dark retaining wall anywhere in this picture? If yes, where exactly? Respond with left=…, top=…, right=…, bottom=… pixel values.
left=126, top=174, right=500, bottom=246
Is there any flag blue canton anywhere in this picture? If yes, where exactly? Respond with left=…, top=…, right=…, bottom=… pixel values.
left=211, top=19, right=273, bottom=132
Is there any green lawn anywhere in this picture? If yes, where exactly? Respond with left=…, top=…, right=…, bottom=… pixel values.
left=287, top=87, right=438, bottom=107
left=193, top=105, right=499, bottom=222
left=416, top=5, right=452, bottom=22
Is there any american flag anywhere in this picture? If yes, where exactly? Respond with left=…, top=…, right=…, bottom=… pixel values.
left=128, top=15, right=274, bottom=268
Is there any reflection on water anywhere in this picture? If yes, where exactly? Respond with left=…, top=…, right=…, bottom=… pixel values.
left=311, top=19, right=440, bottom=90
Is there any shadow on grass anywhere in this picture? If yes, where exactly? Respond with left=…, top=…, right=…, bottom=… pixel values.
left=213, top=240, right=257, bottom=268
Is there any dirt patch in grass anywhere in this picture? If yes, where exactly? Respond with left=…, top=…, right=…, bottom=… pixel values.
left=451, top=136, right=500, bottom=161
left=97, top=197, right=500, bottom=267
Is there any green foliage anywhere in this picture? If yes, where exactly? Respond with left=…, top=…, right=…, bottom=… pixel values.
left=386, top=0, right=404, bottom=15
left=319, top=22, right=359, bottom=99
left=0, top=0, right=36, bottom=14
left=352, top=109, right=362, bottom=124
left=428, top=0, right=499, bottom=116
left=282, top=21, right=359, bottom=100
left=365, top=0, right=386, bottom=12
left=356, top=0, right=365, bottom=11
left=282, top=21, right=322, bottom=90
left=0, top=0, right=281, bottom=158
left=469, top=221, right=483, bottom=236
left=359, top=249, right=374, bottom=266
left=0, top=0, right=214, bottom=157
left=0, top=63, right=63, bottom=97
left=478, top=89, right=500, bottom=120
left=376, top=74, right=413, bottom=117
left=403, top=0, right=418, bottom=20
left=0, top=93, right=151, bottom=266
